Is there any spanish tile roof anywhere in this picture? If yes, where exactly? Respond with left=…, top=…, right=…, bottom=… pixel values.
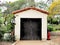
left=12, top=7, right=49, bottom=15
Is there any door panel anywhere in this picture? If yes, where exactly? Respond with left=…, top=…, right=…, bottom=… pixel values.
left=20, top=18, right=42, bottom=40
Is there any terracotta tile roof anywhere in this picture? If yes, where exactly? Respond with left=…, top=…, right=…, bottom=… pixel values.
left=12, top=7, right=49, bottom=15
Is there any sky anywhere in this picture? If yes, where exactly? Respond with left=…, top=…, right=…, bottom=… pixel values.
left=0, top=0, right=48, bottom=5
left=0, top=0, right=48, bottom=2
left=0, top=0, right=17, bottom=3
left=4, top=0, right=17, bottom=2
left=35, top=0, right=47, bottom=3
left=0, top=0, right=52, bottom=4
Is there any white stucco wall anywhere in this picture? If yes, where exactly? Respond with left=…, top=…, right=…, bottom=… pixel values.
left=14, top=9, right=47, bottom=40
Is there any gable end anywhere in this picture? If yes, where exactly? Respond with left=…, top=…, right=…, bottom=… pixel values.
left=12, top=7, right=49, bottom=15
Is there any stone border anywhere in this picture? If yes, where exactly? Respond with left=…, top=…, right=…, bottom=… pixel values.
left=50, top=32, right=60, bottom=36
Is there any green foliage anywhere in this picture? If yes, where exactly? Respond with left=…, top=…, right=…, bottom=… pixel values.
left=5, top=14, right=14, bottom=32
left=0, top=17, right=5, bottom=24
left=48, top=25, right=57, bottom=32
left=3, top=33, right=11, bottom=41
left=47, top=16, right=59, bottom=24
left=4, top=0, right=25, bottom=14
left=47, top=15, right=60, bottom=32
left=47, top=16, right=52, bottom=23
left=48, top=25, right=53, bottom=31
left=0, top=24, right=7, bottom=32
left=0, top=31, right=4, bottom=40
left=36, top=1, right=48, bottom=10
left=6, top=14, right=14, bottom=23
left=0, top=13, right=14, bottom=41
left=52, top=18, right=59, bottom=24
left=3, top=0, right=48, bottom=15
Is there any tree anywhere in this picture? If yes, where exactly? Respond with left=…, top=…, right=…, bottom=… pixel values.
left=3, top=0, right=25, bottom=15
left=35, top=1, right=48, bottom=10
left=49, top=1, right=60, bottom=15
left=25, top=0, right=35, bottom=6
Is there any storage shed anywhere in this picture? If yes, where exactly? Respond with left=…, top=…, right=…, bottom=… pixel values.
left=12, top=7, right=49, bottom=41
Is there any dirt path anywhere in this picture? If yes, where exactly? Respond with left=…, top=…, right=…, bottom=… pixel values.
left=0, top=41, right=12, bottom=45
left=51, top=36, right=60, bottom=44
left=0, top=36, right=60, bottom=45
left=15, top=36, right=60, bottom=45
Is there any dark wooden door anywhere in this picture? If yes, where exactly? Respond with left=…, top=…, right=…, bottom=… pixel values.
left=20, top=18, right=42, bottom=40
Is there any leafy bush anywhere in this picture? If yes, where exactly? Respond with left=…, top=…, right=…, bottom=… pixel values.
left=47, top=16, right=52, bottom=23
left=47, top=16, right=60, bottom=25
left=0, top=31, right=4, bottom=41
left=47, top=25, right=54, bottom=32
left=0, top=13, right=15, bottom=41
left=3, top=33, right=11, bottom=41
left=52, top=18, right=59, bottom=24
left=3, top=32, right=15, bottom=42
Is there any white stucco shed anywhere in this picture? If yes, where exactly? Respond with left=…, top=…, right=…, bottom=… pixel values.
left=12, top=7, right=49, bottom=41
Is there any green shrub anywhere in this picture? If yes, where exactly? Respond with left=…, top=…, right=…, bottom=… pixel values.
left=0, top=31, right=4, bottom=41
left=47, top=25, right=54, bottom=32
left=3, top=33, right=11, bottom=41
left=52, top=18, right=59, bottom=24
left=47, top=16, right=52, bottom=24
